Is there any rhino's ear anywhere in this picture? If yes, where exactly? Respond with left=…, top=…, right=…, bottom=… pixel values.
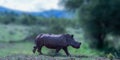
left=71, top=34, right=74, bottom=38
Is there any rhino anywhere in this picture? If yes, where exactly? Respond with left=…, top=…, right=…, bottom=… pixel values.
left=33, top=34, right=81, bottom=56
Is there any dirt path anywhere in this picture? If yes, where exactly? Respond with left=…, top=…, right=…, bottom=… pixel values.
left=0, top=54, right=119, bottom=60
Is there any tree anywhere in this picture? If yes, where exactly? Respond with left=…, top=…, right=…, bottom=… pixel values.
left=60, top=0, right=83, bottom=11
left=20, top=14, right=37, bottom=25
left=61, top=0, right=120, bottom=50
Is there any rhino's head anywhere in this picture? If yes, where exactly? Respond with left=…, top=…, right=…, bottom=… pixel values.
left=64, top=34, right=81, bottom=49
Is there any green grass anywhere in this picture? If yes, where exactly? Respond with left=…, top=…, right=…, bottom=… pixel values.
left=0, top=42, right=103, bottom=57
left=0, top=24, right=29, bottom=42
left=0, top=24, right=103, bottom=57
left=0, top=42, right=33, bottom=57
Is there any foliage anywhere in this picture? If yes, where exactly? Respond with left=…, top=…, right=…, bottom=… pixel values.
left=0, top=11, right=78, bottom=41
left=60, top=0, right=83, bottom=11
left=0, top=24, right=29, bottom=42
left=107, top=53, right=115, bottom=60
left=0, top=12, right=76, bottom=26
left=0, top=25, right=103, bottom=57
left=61, top=0, right=120, bottom=57
left=48, top=18, right=66, bottom=34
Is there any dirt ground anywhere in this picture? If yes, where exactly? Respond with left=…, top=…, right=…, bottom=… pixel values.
left=0, top=54, right=119, bottom=60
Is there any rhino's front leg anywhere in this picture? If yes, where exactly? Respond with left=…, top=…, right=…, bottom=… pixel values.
left=63, top=47, right=70, bottom=56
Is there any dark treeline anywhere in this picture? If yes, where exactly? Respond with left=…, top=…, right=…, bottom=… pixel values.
left=0, top=11, right=77, bottom=27
left=0, top=11, right=79, bottom=42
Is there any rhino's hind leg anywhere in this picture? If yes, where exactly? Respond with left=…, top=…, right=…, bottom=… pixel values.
left=37, top=46, right=43, bottom=55
left=63, top=47, right=70, bottom=56
left=33, top=46, right=37, bottom=53
left=55, top=48, right=61, bottom=56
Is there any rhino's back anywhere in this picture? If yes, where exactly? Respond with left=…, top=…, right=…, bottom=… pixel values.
left=41, top=34, right=67, bottom=48
left=41, top=34, right=62, bottom=40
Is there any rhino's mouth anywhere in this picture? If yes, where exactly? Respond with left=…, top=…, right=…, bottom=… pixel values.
left=75, top=45, right=80, bottom=49
left=71, top=42, right=81, bottom=49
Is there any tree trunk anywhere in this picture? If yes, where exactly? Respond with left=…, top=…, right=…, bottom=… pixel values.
left=96, top=33, right=105, bottom=49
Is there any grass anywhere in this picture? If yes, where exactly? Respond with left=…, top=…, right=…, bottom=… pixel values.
left=0, top=42, right=103, bottom=57
left=0, top=42, right=33, bottom=57
left=0, top=24, right=104, bottom=57
left=0, top=24, right=29, bottom=42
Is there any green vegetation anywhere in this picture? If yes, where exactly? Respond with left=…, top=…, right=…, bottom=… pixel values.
left=0, top=42, right=33, bottom=57
left=0, top=24, right=29, bottom=42
left=0, top=0, right=120, bottom=59
left=61, top=0, right=120, bottom=57
left=0, top=24, right=103, bottom=57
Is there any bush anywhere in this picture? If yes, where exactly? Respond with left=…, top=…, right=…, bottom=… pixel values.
left=49, top=25, right=66, bottom=34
